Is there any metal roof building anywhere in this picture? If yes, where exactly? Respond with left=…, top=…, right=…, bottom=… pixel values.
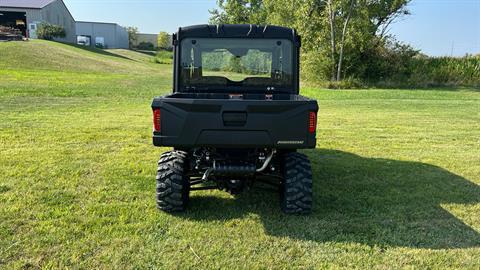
left=0, top=0, right=76, bottom=43
left=76, top=21, right=128, bottom=49
left=1, top=1, right=128, bottom=48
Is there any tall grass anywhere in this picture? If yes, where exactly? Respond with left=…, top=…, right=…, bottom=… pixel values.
left=152, top=50, right=173, bottom=64
left=305, top=54, right=480, bottom=89
left=408, top=55, right=480, bottom=87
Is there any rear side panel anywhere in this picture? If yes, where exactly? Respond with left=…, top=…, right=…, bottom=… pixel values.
left=152, top=95, right=318, bottom=149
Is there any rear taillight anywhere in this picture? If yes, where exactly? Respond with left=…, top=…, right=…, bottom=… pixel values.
left=308, top=111, right=317, bottom=134
left=153, top=109, right=161, bottom=132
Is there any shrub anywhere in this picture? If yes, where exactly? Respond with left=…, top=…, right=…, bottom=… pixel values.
left=153, top=50, right=173, bottom=64
left=137, top=42, right=154, bottom=50
left=359, top=39, right=419, bottom=84
left=301, top=50, right=331, bottom=84
left=37, top=23, right=65, bottom=40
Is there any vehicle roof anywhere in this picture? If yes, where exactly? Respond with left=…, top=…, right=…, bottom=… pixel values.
left=177, top=24, right=299, bottom=41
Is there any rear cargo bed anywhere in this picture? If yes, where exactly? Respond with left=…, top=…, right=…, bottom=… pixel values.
left=152, top=93, right=318, bottom=149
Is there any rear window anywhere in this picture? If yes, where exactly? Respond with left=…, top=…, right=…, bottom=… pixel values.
left=180, top=38, right=293, bottom=92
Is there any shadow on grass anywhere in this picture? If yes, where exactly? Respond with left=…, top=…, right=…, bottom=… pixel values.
left=179, top=149, right=480, bottom=249
left=389, top=86, right=480, bottom=92
left=134, top=50, right=157, bottom=56
left=54, top=41, right=134, bottom=61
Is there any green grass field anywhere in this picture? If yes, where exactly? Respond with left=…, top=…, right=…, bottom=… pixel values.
left=1, top=40, right=479, bottom=269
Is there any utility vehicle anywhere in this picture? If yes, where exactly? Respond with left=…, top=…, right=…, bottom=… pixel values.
left=152, top=24, right=318, bottom=214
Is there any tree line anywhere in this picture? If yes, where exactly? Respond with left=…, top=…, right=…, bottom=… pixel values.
left=209, top=0, right=479, bottom=88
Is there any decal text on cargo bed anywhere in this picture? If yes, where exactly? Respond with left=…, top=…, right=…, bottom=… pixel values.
left=277, top=140, right=304, bottom=144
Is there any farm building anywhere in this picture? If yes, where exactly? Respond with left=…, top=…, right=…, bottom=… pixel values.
left=0, top=0, right=75, bottom=43
left=76, top=21, right=128, bottom=49
left=1, top=0, right=129, bottom=48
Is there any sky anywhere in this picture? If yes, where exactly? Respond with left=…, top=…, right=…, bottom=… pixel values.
left=63, top=0, right=480, bottom=57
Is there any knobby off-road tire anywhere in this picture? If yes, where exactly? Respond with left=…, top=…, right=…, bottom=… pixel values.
left=156, top=150, right=189, bottom=212
left=281, top=152, right=313, bottom=214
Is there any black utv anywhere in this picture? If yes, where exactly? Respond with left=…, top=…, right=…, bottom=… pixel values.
left=152, top=24, right=318, bottom=214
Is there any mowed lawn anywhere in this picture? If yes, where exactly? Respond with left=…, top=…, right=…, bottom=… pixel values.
left=0, top=40, right=479, bottom=269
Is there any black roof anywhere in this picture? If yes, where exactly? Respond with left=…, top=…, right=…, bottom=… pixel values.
left=177, top=24, right=299, bottom=42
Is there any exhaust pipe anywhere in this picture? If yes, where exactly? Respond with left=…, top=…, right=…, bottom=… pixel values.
left=256, top=149, right=276, bottom=172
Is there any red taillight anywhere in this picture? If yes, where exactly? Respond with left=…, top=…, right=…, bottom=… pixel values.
left=308, top=111, right=317, bottom=134
left=153, top=109, right=161, bottom=132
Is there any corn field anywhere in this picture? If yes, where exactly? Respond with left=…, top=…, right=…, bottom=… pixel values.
left=408, top=55, right=480, bottom=87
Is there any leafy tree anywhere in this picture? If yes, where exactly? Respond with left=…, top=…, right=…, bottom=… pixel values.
left=209, top=0, right=267, bottom=24
left=158, top=31, right=171, bottom=50
left=126, top=26, right=139, bottom=49
left=37, top=23, right=65, bottom=40
left=137, top=42, right=154, bottom=50
left=209, top=0, right=412, bottom=83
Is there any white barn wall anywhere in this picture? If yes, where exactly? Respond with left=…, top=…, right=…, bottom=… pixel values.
left=40, top=0, right=75, bottom=43
left=115, top=24, right=129, bottom=49
left=76, top=22, right=128, bottom=49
